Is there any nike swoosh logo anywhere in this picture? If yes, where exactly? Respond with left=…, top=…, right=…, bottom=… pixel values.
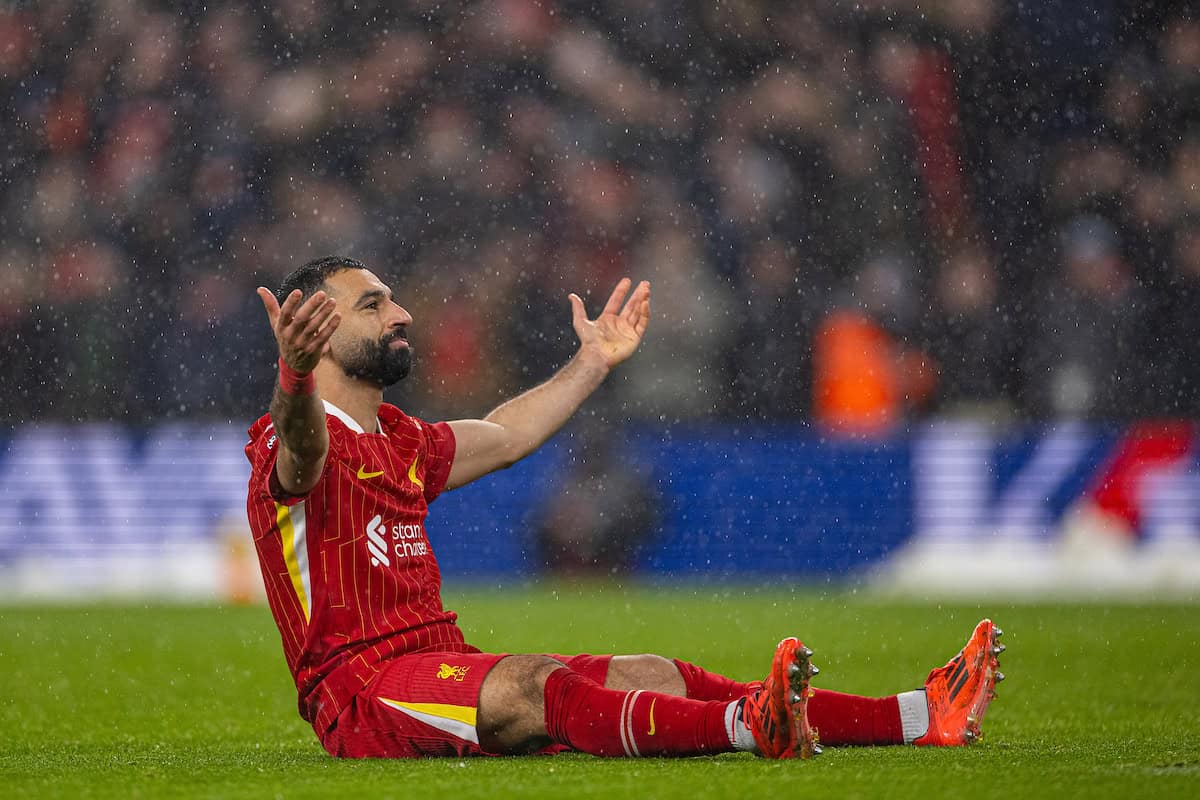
left=647, top=698, right=656, bottom=736
left=407, top=453, right=424, bottom=491
left=357, top=466, right=385, bottom=479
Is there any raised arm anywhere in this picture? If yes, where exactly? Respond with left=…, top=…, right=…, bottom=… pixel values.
left=256, top=286, right=341, bottom=496
left=445, top=277, right=650, bottom=490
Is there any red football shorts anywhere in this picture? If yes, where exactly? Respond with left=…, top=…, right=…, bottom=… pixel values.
left=320, top=651, right=612, bottom=758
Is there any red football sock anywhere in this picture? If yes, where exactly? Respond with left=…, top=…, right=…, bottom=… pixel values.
left=672, top=659, right=755, bottom=701
left=807, top=689, right=904, bottom=746
left=544, top=667, right=736, bottom=756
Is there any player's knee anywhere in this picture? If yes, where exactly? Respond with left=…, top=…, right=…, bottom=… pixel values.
left=477, top=655, right=564, bottom=752
left=481, top=654, right=564, bottom=708
left=513, top=654, right=568, bottom=703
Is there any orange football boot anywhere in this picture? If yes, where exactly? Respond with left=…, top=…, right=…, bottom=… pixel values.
left=744, top=637, right=822, bottom=759
left=915, top=618, right=1006, bottom=746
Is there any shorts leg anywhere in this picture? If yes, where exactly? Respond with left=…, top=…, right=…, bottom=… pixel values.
left=322, top=651, right=507, bottom=758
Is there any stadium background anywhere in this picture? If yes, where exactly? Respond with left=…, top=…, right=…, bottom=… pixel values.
left=2, top=0, right=1199, bottom=598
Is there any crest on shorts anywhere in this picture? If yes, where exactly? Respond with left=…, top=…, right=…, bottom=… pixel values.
left=437, top=663, right=470, bottom=681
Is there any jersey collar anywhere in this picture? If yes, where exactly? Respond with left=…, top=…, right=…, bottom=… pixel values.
left=322, top=400, right=383, bottom=436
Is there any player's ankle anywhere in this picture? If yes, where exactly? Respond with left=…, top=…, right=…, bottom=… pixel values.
left=727, top=696, right=758, bottom=752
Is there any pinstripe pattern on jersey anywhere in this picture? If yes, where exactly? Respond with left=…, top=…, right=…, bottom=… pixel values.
left=245, top=401, right=461, bottom=736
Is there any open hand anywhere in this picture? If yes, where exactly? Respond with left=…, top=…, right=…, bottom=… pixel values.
left=256, top=287, right=341, bottom=374
left=568, top=278, right=651, bottom=368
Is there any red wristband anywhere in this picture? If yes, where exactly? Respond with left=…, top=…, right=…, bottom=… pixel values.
left=278, top=358, right=315, bottom=395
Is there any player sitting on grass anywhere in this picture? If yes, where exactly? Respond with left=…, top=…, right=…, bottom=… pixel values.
left=245, top=256, right=1006, bottom=759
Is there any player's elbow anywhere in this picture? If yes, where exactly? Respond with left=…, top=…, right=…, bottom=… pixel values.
left=483, top=427, right=533, bottom=471
left=498, top=434, right=540, bottom=469
left=479, top=442, right=525, bottom=475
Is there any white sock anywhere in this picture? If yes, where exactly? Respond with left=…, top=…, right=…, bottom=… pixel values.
left=726, top=698, right=758, bottom=752
left=898, top=690, right=930, bottom=743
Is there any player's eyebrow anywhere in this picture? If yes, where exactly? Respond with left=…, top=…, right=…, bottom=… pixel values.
left=354, top=288, right=392, bottom=309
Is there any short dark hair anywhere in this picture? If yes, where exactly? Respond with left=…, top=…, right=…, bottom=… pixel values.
left=276, top=256, right=367, bottom=303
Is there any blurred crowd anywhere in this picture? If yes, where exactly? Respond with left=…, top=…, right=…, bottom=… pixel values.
left=2, top=0, right=1198, bottom=429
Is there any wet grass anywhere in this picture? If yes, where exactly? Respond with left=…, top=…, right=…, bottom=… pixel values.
left=2, top=586, right=1198, bottom=799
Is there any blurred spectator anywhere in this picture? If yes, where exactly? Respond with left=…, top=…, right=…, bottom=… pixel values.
left=533, top=424, right=660, bottom=575
left=728, top=240, right=825, bottom=419
left=1151, top=222, right=1200, bottom=418
left=620, top=202, right=735, bottom=421
left=812, top=254, right=934, bottom=436
left=157, top=271, right=274, bottom=418
left=920, top=245, right=1014, bottom=419
left=1022, top=215, right=1145, bottom=420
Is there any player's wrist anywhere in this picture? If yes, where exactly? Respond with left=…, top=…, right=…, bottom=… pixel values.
left=576, top=343, right=613, bottom=373
left=278, top=357, right=316, bottom=395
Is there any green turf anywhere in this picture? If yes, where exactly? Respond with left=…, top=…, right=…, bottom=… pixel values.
left=2, top=586, right=1198, bottom=799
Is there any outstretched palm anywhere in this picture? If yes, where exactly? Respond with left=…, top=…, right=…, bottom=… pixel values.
left=569, top=277, right=652, bottom=368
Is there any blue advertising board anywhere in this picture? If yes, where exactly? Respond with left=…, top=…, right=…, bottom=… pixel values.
left=0, top=421, right=1196, bottom=598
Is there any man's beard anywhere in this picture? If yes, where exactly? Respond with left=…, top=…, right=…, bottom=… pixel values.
left=339, top=331, right=412, bottom=387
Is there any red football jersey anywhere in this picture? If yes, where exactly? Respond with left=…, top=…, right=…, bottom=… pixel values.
left=245, top=400, right=474, bottom=735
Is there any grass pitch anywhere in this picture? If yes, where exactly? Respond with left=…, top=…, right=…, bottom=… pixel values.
left=2, top=586, right=1198, bottom=799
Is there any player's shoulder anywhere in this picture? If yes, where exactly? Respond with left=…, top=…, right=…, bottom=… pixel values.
left=379, top=403, right=455, bottom=456
left=245, top=406, right=351, bottom=462
left=378, top=402, right=430, bottom=432
left=244, top=412, right=280, bottom=467
left=247, top=412, right=273, bottom=441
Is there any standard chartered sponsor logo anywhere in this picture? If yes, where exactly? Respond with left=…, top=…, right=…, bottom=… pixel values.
left=366, top=514, right=390, bottom=567
left=366, top=515, right=429, bottom=567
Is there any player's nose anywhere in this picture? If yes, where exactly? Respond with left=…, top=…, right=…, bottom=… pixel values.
left=387, top=302, right=413, bottom=330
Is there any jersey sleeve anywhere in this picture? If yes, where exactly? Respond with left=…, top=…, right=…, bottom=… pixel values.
left=421, top=421, right=456, bottom=505
left=245, top=421, right=296, bottom=507
left=245, top=414, right=340, bottom=506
